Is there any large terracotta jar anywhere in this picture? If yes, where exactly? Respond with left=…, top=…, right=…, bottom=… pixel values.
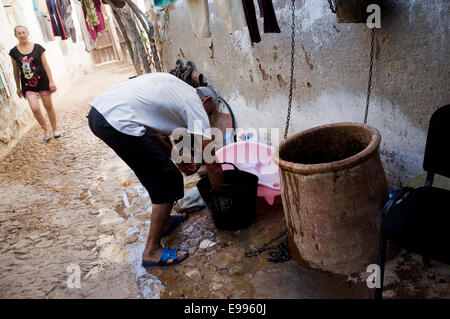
left=272, top=123, right=388, bottom=275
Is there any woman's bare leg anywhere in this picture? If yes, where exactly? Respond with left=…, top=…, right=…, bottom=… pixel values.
left=27, top=94, right=50, bottom=137
left=41, top=94, right=58, bottom=134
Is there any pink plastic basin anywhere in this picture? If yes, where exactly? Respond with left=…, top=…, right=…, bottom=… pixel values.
left=215, top=142, right=281, bottom=205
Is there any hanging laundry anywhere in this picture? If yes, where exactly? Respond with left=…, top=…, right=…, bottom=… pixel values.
left=41, top=15, right=56, bottom=41
left=257, top=0, right=280, bottom=33
left=56, top=0, right=77, bottom=43
left=33, top=0, right=55, bottom=41
left=213, top=0, right=247, bottom=34
left=153, top=0, right=176, bottom=7
left=46, top=0, right=68, bottom=39
left=242, top=0, right=261, bottom=43
left=75, top=0, right=95, bottom=51
left=81, top=0, right=105, bottom=42
left=38, top=0, right=49, bottom=12
left=82, top=0, right=100, bottom=29
left=186, top=0, right=211, bottom=38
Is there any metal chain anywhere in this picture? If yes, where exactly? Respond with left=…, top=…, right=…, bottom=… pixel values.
left=267, top=237, right=291, bottom=262
left=284, top=0, right=296, bottom=140
left=245, top=230, right=287, bottom=257
left=245, top=231, right=291, bottom=262
left=246, top=1, right=375, bottom=263
left=364, top=28, right=376, bottom=124
left=327, top=0, right=336, bottom=14
left=245, top=0, right=296, bottom=263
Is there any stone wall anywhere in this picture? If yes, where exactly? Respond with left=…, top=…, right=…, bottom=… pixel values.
left=160, top=0, right=449, bottom=186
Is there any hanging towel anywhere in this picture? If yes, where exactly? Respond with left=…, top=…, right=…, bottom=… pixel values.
left=153, top=0, right=176, bottom=7
left=186, top=0, right=211, bottom=38
left=75, top=0, right=95, bottom=51
left=258, top=0, right=280, bottom=33
left=82, top=0, right=100, bottom=29
left=32, top=0, right=46, bottom=38
left=56, top=0, right=77, bottom=43
left=81, top=0, right=105, bottom=42
left=38, top=0, right=55, bottom=41
left=38, top=0, right=49, bottom=12
left=41, top=15, right=57, bottom=41
left=33, top=0, right=55, bottom=41
left=46, top=0, right=68, bottom=39
left=242, top=0, right=261, bottom=43
left=213, top=0, right=247, bottom=33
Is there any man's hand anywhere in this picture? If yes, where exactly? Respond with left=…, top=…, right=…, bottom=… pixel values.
left=194, top=135, right=225, bottom=188
left=177, top=161, right=198, bottom=176
left=206, top=162, right=224, bottom=188
left=16, top=89, right=23, bottom=98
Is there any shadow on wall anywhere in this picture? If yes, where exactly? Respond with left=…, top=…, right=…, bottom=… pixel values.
left=333, top=0, right=389, bottom=23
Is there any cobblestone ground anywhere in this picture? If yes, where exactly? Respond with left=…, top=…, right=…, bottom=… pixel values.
left=0, top=63, right=448, bottom=299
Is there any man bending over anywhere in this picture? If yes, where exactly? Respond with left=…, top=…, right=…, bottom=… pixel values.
left=88, top=72, right=224, bottom=267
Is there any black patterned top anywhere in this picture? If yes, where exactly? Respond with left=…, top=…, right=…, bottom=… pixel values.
left=9, top=44, right=50, bottom=95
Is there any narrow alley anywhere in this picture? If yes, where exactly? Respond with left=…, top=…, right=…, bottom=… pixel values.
left=0, top=63, right=448, bottom=299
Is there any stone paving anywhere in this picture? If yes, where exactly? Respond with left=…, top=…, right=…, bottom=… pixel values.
left=0, top=63, right=448, bottom=299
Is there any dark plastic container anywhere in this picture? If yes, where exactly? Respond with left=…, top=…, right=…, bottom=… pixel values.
left=197, top=163, right=258, bottom=231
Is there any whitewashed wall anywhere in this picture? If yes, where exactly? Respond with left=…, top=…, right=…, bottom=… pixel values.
left=161, top=0, right=450, bottom=186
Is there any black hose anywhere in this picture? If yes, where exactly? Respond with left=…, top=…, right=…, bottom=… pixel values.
left=218, top=96, right=237, bottom=142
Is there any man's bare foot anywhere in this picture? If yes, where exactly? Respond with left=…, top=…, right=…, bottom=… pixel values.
left=142, top=246, right=187, bottom=264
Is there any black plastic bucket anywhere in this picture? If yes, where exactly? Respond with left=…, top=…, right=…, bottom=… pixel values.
left=197, top=163, right=259, bottom=231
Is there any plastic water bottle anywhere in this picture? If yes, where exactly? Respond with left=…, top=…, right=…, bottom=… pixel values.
left=225, top=131, right=233, bottom=145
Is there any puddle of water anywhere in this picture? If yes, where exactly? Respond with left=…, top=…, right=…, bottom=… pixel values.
left=122, top=190, right=130, bottom=208
left=127, top=244, right=165, bottom=299
left=91, top=171, right=288, bottom=299
left=126, top=225, right=139, bottom=236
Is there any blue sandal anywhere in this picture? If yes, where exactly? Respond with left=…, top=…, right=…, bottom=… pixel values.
left=43, top=136, right=51, bottom=142
left=142, top=247, right=189, bottom=267
left=161, top=214, right=186, bottom=237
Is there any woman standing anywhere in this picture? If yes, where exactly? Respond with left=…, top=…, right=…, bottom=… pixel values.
left=9, top=25, right=61, bottom=142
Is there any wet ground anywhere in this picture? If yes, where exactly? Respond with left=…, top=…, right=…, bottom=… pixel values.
left=0, top=63, right=448, bottom=299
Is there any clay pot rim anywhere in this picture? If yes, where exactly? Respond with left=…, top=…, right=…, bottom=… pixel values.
left=272, top=122, right=381, bottom=175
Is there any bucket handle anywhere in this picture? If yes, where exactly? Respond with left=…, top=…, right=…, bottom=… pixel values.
left=220, top=162, right=240, bottom=171
left=211, top=162, right=239, bottom=192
